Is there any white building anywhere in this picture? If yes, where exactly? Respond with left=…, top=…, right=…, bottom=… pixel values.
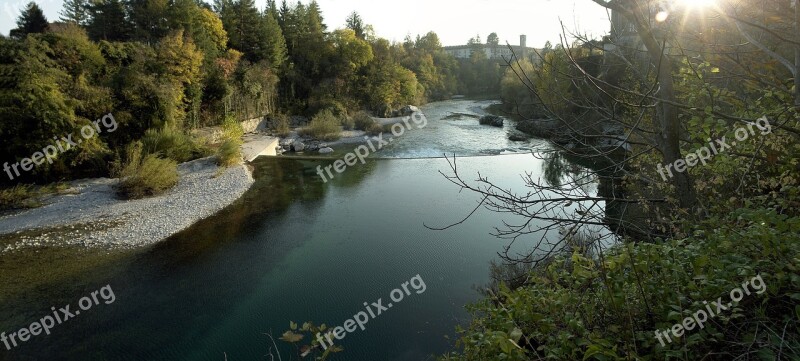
left=444, top=35, right=541, bottom=63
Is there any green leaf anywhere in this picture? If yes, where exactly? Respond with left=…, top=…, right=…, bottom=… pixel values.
left=510, top=327, right=523, bottom=343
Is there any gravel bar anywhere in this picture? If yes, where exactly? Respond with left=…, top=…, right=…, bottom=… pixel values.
left=0, top=157, right=254, bottom=253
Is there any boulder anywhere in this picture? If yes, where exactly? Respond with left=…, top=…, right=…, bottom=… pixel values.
left=291, top=141, right=306, bottom=152
left=517, top=119, right=558, bottom=138
left=507, top=130, right=530, bottom=142
left=479, top=115, right=504, bottom=127
left=319, top=147, right=334, bottom=154
left=400, top=105, right=421, bottom=116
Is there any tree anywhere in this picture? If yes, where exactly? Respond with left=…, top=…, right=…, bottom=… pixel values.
left=346, top=11, right=365, bottom=39
left=220, top=0, right=268, bottom=62
left=87, top=0, right=131, bottom=41
left=10, top=2, right=49, bottom=39
left=331, top=28, right=373, bottom=72
left=589, top=0, right=696, bottom=210
left=127, top=0, right=171, bottom=42
left=260, top=11, right=288, bottom=70
left=191, top=7, right=229, bottom=59
left=486, top=32, right=499, bottom=47
left=60, top=0, right=90, bottom=25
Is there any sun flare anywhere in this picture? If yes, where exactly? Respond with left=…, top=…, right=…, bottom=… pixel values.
left=677, top=0, right=717, bottom=9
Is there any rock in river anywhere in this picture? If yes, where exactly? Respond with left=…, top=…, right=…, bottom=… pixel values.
left=479, top=115, right=504, bottom=127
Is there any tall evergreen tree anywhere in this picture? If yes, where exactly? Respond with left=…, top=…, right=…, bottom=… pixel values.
left=220, top=0, right=275, bottom=63
left=261, top=11, right=287, bottom=70
left=60, top=0, right=90, bottom=25
left=306, top=1, right=325, bottom=33
left=87, top=0, right=131, bottom=41
left=345, top=11, right=364, bottom=39
left=266, top=0, right=279, bottom=19
left=278, top=0, right=290, bottom=28
left=10, top=2, right=49, bottom=39
left=127, top=0, right=171, bottom=42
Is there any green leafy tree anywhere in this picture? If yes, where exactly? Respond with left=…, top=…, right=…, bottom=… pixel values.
left=486, top=32, right=499, bottom=47
left=191, top=7, right=229, bottom=59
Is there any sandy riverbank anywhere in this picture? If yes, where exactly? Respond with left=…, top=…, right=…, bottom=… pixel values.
left=0, top=157, right=254, bottom=253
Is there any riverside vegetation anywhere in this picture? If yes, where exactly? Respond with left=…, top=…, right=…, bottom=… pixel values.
left=442, top=1, right=800, bottom=360
left=0, top=0, right=509, bottom=207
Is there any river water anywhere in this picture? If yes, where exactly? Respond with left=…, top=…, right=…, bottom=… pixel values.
left=0, top=100, right=604, bottom=361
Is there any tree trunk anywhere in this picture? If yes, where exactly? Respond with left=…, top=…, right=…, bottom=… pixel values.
left=628, top=3, right=698, bottom=210
left=795, top=0, right=800, bottom=108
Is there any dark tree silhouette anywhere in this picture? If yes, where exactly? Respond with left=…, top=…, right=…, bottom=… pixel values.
left=10, top=2, right=49, bottom=39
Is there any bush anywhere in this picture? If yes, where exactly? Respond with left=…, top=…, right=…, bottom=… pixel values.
left=222, top=115, right=244, bottom=140
left=444, top=208, right=800, bottom=360
left=341, top=115, right=356, bottom=131
left=116, top=142, right=179, bottom=199
left=217, top=138, right=243, bottom=167
left=366, top=122, right=384, bottom=136
left=300, top=110, right=342, bottom=141
left=271, top=114, right=291, bottom=137
left=352, top=111, right=376, bottom=131
left=0, top=185, right=40, bottom=211
left=141, top=127, right=206, bottom=163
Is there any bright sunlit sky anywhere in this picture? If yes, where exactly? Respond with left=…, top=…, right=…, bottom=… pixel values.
left=1, top=0, right=612, bottom=47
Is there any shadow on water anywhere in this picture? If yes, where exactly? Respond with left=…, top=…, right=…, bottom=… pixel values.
left=0, top=157, right=378, bottom=361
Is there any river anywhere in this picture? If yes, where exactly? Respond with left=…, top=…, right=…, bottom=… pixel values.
left=0, top=100, right=606, bottom=361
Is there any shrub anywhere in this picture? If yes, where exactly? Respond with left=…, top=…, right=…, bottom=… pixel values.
left=271, top=114, right=291, bottom=137
left=222, top=115, right=244, bottom=140
left=301, top=110, right=342, bottom=141
left=116, top=142, right=179, bottom=199
left=217, top=138, right=243, bottom=167
left=444, top=208, right=800, bottom=360
left=352, top=111, right=376, bottom=131
left=0, top=185, right=40, bottom=211
left=141, top=126, right=206, bottom=163
left=366, top=122, right=384, bottom=136
left=341, top=115, right=356, bottom=131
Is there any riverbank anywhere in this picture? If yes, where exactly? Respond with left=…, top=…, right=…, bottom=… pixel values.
left=0, top=157, right=254, bottom=253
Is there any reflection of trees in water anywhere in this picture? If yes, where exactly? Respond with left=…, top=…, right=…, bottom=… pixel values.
left=150, top=158, right=376, bottom=259
left=542, top=151, right=597, bottom=193
left=437, top=148, right=641, bottom=285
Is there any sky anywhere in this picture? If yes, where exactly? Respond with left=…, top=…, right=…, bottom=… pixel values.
left=0, top=0, right=612, bottom=47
